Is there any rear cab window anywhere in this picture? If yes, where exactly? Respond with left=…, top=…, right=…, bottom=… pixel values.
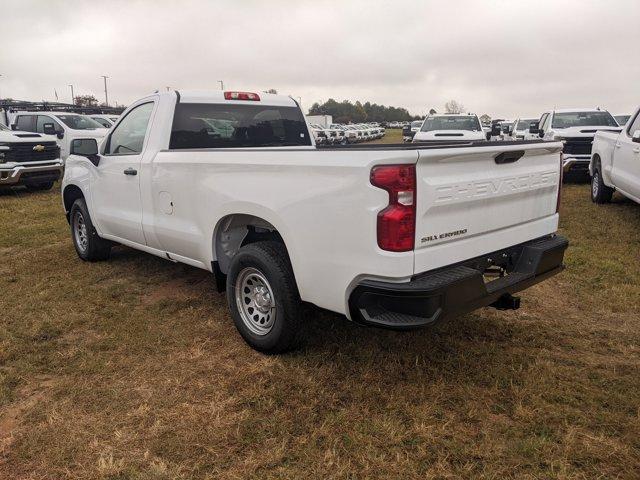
left=169, top=103, right=311, bottom=149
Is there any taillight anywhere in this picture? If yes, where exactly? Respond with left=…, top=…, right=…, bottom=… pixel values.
left=370, top=164, right=416, bottom=252
left=224, top=91, right=260, bottom=101
left=556, top=153, right=563, bottom=213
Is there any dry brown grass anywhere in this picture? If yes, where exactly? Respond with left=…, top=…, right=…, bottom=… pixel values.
left=0, top=179, right=639, bottom=479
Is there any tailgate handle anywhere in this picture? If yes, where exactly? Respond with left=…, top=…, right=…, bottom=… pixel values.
left=494, top=150, right=525, bottom=164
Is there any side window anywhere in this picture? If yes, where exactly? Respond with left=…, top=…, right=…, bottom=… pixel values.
left=627, top=112, right=640, bottom=137
left=36, top=115, right=62, bottom=133
left=105, top=102, right=154, bottom=155
left=16, top=115, right=36, bottom=132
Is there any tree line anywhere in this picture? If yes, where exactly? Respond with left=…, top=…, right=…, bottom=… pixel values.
left=308, top=99, right=423, bottom=123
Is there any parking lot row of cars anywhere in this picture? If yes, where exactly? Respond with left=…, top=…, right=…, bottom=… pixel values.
left=309, top=122, right=386, bottom=144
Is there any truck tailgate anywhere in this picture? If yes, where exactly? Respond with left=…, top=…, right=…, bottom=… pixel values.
left=414, top=142, right=563, bottom=274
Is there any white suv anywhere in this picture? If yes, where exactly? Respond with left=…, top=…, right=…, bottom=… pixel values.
left=413, top=114, right=485, bottom=142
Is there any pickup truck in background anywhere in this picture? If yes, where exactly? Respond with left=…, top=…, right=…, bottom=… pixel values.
left=413, top=114, right=485, bottom=142
left=9, top=111, right=108, bottom=161
left=62, top=90, right=568, bottom=353
left=590, top=107, right=640, bottom=204
left=510, top=118, right=539, bottom=141
left=402, top=120, right=422, bottom=142
left=0, top=122, right=63, bottom=190
left=530, top=108, right=621, bottom=182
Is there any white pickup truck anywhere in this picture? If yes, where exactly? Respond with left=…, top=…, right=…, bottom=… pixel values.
left=0, top=123, right=63, bottom=190
left=61, top=90, right=568, bottom=353
left=590, top=107, right=640, bottom=204
left=412, top=114, right=486, bottom=142
left=10, top=111, right=109, bottom=161
left=531, top=108, right=621, bottom=182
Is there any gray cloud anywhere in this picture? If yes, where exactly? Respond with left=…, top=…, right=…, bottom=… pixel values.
left=1, top=0, right=638, bottom=118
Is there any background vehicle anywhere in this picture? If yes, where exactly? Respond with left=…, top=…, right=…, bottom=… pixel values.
left=90, top=114, right=120, bottom=128
left=9, top=111, right=108, bottom=160
left=615, top=114, right=631, bottom=127
left=413, top=114, right=485, bottom=142
left=510, top=118, right=539, bottom=140
left=309, top=123, right=328, bottom=144
left=0, top=123, right=63, bottom=190
left=403, top=120, right=422, bottom=142
left=531, top=108, right=621, bottom=182
left=590, top=106, right=640, bottom=204
left=62, top=90, right=567, bottom=353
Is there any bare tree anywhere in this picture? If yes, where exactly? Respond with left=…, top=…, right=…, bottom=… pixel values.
left=429, top=108, right=437, bottom=115
left=444, top=100, right=465, bottom=114
left=480, top=114, right=491, bottom=124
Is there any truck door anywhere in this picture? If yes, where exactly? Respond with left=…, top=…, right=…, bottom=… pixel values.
left=612, top=113, right=640, bottom=196
left=90, top=101, right=156, bottom=245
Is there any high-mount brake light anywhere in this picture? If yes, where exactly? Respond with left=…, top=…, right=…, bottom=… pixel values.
left=370, top=164, right=416, bottom=252
left=224, top=91, right=261, bottom=101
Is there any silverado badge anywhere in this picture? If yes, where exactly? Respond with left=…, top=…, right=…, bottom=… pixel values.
left=33, top=144, right=45, bottom=152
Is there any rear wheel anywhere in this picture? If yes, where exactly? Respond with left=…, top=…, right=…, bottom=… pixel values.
left=226, top=241, right=302, bottom=353
left=591, top=169, right=613, bottom=204
left=70, top=198, right=111, bottom=261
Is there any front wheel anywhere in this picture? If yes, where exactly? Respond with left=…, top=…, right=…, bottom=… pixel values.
left=69, top=198, right=112, bottom=261
left=226, top=241, right=302, bottom=353
left=591, top=169, right=613, bottom=204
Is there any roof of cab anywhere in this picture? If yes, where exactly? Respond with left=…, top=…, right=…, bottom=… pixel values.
left=176, top=90, right=298, bottom=107
left=552, top=108, right=605, bottom=113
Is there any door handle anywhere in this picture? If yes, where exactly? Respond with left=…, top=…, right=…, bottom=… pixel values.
left=123, top=168, right=137, bottom=176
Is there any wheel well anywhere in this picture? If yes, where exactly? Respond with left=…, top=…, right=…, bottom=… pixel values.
left=63, top=185, right=84, bottom=222
left=213, top=214, right=286, bottom=275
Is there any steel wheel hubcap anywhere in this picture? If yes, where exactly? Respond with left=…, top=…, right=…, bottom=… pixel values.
left=73, top=211, right=88, bottom=253
left=235, top=267, right=276, bottom=335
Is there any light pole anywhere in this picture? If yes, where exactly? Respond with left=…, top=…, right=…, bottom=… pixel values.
left=218, top=80, right=224, bottom=90
left=69, top=84, right=75, bottom=105
left=101, top=75, right=109, bottom=106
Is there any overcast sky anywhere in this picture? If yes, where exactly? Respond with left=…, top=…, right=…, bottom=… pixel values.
left=2, top=0, right=638, bottom=118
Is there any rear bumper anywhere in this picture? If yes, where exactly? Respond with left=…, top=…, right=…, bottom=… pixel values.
left=349, top=234, right=568, bottom=329
left=0, top=161, right=64, bottom=186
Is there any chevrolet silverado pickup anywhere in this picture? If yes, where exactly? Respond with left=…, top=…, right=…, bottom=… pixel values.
left=9, top=111, right=108, bottom=161
left=62, top=90, right=568, bottom=353
left=590, top=106, right=640, bottom=204
left=531, top=108, right=621, bottom=182
left=413, top=114, right=485, bottom=142
left=0, top=123, right=63, bottom=190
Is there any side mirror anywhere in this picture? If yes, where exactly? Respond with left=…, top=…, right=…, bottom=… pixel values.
left=43, top=123, right=56, bottom=135
left=70, top=138, right=100, bottom=166
left=10, top=124, right=17, bottom=131
left=529, top=122, right=540, bottom=134
left=491, top=125, right=501, bottom=136
left=633, top=130, right=640, bottom=144
left=57, top=132, right=64, bottom=139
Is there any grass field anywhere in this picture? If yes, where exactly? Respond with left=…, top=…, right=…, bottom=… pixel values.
left=1, top=170, right=639, bottom=478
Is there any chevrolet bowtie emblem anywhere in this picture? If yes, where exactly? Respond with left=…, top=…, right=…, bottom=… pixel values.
left=33, top=144, right=45, bottom=152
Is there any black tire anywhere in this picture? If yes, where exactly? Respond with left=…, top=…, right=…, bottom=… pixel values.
left=226, top=241, right=302, bottom=353
left=25, top=182, right=54, bottom=191
left=591, top=169, right=613, bottom=204
left=69, top=198, right=111, bottom=261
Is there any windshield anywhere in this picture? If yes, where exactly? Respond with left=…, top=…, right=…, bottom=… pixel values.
left=516, top=119, right=536, bottom=130
left=551, top=111, right=617, bottom=128
left=421, top=116, right=480, bottom=132
left=615, top=115, right=630, bottom=126
left=55, top=114, right=104, bottom=130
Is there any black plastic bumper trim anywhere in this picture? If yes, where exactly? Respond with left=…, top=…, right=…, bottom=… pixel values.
left=349, top=234, right=568, bottom=329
